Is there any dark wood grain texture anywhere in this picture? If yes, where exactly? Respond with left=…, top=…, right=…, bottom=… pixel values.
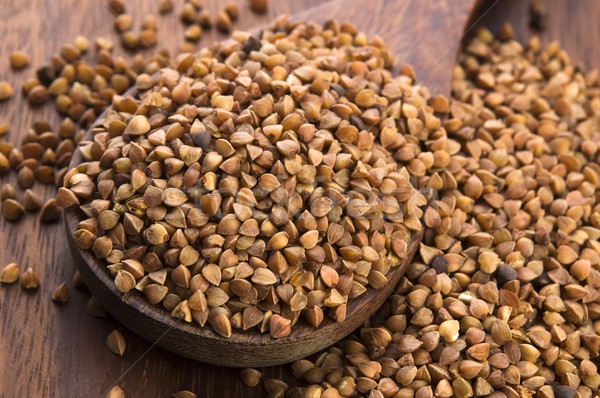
left=2, top=0, right=600, bottom=397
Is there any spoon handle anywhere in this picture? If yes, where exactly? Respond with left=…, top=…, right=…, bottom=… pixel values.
left=290, top=0, right=479, bottom=95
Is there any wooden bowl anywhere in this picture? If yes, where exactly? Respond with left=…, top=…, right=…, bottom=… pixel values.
left=64, top=111, right=422, bottom=367
left=66, top=196, right=422, bottom=366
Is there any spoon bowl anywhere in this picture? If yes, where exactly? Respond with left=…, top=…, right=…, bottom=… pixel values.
left=67, top=213, right=422, bottom=367
left=66, top=0, right=477, bottom=367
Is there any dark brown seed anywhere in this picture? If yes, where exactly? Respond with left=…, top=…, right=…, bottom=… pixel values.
left=87, top=296, right=106, bottom=317
left=72, top=271, right=85, bottom=289
left=51, top=282, right=70, bottom=303
left=223, top=2, right=239, bottom=20
left=496, top=264, right=517, bottom=286
left=27, top=85, right=47, bottom=106
left=17, top=167, right=34, bottom=188
left=248, top=0, right=268, bottom=13
left=216, top=11, right=231, bottom=33
left=1, top=184, right=16, bottom=201
left=23, top=189, right=41, bottom=212
left=529, top=0, right=548, bottom=30
left=431, top=255, right=448, bottom=274
left=553, top=386, right=576, bottom=398
left=198, top=10, right=212, bottom=28
left=3, top=199, right=24, bottom=221
left=40, top=199, right=61, bottom=222
left=107, top=0, right=125, bottom=14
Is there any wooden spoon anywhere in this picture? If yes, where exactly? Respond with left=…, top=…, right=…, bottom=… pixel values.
left=66, top=0, right=478, bottom=367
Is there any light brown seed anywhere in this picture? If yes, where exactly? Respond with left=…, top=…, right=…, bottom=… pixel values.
left=23, top=189, right=41, bottom=212
left=172, top=300, right=193, bottom=322
left=243, top=306, right=263, bottom=331
left=9, top=51, right=29, bottom=69
left=172, top=265, right=191, bottom=288
left=27, top=85, right=47, bottom=105
left=124, top=115, right=151, bottom=136
left=458, top=360, right=483, bottom=379
left=2, top=199, right=24, bottom=221
left=51, top=282, right=70, bottom=303
left=252, top=268, right=278, bottom=285
left=0, top=81, right=13, bottom=100
left=466, top=342, right=489, bottom=361
left=115, top=270, right=136, bottom=293
left=270, top=314, right=291, bottom=338
left=306, top=306, right=323, bottom=328
left=0, top=153, right=10, bottom=174
left=0, top=122, right=7, bottom=136
left=488, top=353, right=510, bottom=369
left=56, top=187, right=80, bottom=208
left=114, top=14, right=132, bottom=32
left=397, top=335, right=422, bottom=353
left=1, top=184, right=16, bottom=201
left=266, top=231, right=288, bottom=251
left=106, top=386, right=125, bottom=398
left=240, top=368, right=262, bottom=387
left=20, top=267, right=39, bottom=289
left=144, top=284, right=169, bottom=305
left=0, top=263, right=19, bottom=283
left=106, top=329, right=126, bottom=356
left=159, top=0, right=173, bottom=13
left=209, top=311, right=232, bottom=338
left=320, top=265, right=339, bottom=287
left=17, top=167, right=34, bottom=189
left=556, top=245, right=578, bottom=264
left=439, top=320, right=459, bottom=342
left=144, top=223, right=169, bottom=245
left=491, top=319, right=512, bottom=345
left=73, top=35, right=89, bottom=52
left=264, top=379, right=288, bottom=396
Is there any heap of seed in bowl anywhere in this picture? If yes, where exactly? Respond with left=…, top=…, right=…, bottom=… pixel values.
left=251, top=24, right=600, bottom=398
left=58, top=18, right=445, bottom=338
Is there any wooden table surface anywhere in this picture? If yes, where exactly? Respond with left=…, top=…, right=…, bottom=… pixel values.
left=1, top=0, right=599, bottom=397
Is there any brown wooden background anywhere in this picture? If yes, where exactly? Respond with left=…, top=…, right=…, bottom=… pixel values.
left=1, top=0, right=599, bottom=397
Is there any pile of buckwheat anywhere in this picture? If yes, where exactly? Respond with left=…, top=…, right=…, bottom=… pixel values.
left=1, top=2, right=599, bottom=398
left=57, top=12, right=436, bottom=340
left=250, top=23, right=600, bottom=398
